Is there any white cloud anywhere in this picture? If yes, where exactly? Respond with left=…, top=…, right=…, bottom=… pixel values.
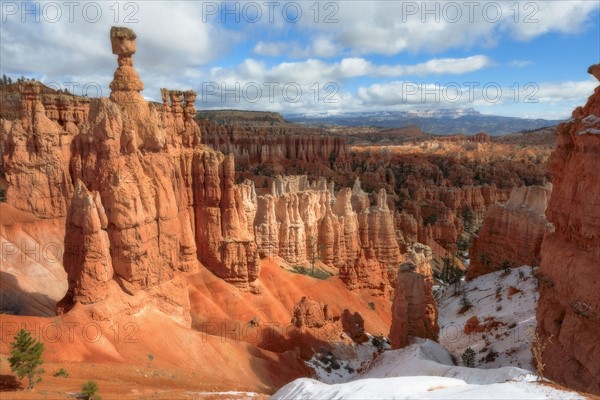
left=292, top=1, right=599, bottom=56
left=509, top=60, right=532, bottom=68
left=207, top=55, right=491, bottom=88
left=253, top=36, right=341, bottom=58
left=535, top=80, right=598, bottom=103
left=0, top=1, right=233, bottom=97
left=354, top=78, right=598, bottom=117
left=253, top=41, right=289, bottom=57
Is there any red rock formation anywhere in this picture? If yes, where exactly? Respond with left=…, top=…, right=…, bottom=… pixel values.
left=467, top=184, right=553, bottom=280
left=536, top=65, right=600, bottom=394
left=194, top=153, right=261, bottom=291
left=340, top=309, right=368, bottom=343
left=389, top=261, right=439, bottom=349
left=290, top=296, right=367, bottom=344
left=201, top=121, right=350, bottom=171
left=463, top=316, right=505, bottom=335
left=253, top=176, right=402, bottom=293
left=399, top=174, right=511, bottom=254
left=2, top=82, right=73, bottom=219
left=63, top=180, right=113, bottom=304
left=1, top=27, right=263, bottom=326
left=291, top=296, right=333, bottom=329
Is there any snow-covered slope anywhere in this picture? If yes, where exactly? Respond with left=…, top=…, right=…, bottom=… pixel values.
left=306, top=334, right=391, bottom=384
left=437, top=265, right=538, bottom=370
left=272, top=266, right=583, bottom=399
left=272, top=339, right=582, bottom=400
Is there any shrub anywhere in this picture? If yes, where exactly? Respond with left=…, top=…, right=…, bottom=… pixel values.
left=368, top=302, right=376, bottom=311
left=500, top=261, right=512, bottom=276
left=81, top=380, right=101, bottom=400
left=529, top=327, right=553, bottom=381
left=372, top=335, right=387, bottom=353
left=458, top=292, right=472, bottom=314
left=0, top=294, right=21, bottom=315
left=484, top=349, right=499, bottom=363
left=53, top=368, right=69, bottom=378
left=456, top=236, right=469, bottom=253
left=441, top=257, right=465, bottom=286
left=461, top=347, right=476, bottom=367
left=8, top=329, right=45, bottom=389
left=291, top=265, right=332, bottom=280
left=423, top=213, right=439, bottom=226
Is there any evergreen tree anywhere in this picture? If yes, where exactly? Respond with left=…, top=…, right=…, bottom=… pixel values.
left=8, top=329, right=45, bottom=389
left=462, top=347, right=476, bottom=367
left=81, top=380, right=101, bottom=400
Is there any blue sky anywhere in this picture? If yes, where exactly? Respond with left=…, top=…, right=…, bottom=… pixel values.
left=1, top=0, right=599, bottom=118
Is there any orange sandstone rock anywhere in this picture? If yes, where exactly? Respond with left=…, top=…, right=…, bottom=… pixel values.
left=536, top=65, right=600, bottom=394
left=467, top=184, right=553, bottom=279
left=389, top=262, right=439, bottom=349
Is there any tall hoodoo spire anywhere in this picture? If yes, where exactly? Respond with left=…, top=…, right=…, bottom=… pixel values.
left=109, top=26, right=143, bottom=95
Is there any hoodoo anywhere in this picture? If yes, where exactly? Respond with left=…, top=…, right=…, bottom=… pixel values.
left=535, top=64, right=600, bottom=394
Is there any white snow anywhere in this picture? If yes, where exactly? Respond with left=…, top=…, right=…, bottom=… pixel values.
left=306, top=334, right=390, bottom=383
left=578, top=114, right=600, bottom=135
left=437, top=265, right=539, bottom=370
left=272, top=339, right=583, bottom=400
left=273, top=339, right=583, bottom=400
left=273, top=266, right=585, bottom=399
left=188, top=391, right=258, bottom=399
left=360, top=340, right=534, bottom=385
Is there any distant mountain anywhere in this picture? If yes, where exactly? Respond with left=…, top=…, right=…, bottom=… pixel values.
left=284, top=109, right=564, bottom=136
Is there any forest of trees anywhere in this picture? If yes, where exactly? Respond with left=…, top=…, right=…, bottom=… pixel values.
left=0, top=74, right=36, bottom=85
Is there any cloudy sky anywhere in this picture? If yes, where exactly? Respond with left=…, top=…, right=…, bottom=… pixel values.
left=1, top=0, right=599, bottom=118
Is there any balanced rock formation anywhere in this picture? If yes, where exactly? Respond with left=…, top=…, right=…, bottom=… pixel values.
left=389, top=262, right=439, bottom=349
left=467, top=184, right=553, bottom=280
left=536, top=65, right=600, bottom=394
left=1, top=27, right=263, bottom=326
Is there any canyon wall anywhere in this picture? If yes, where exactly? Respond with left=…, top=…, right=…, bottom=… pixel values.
left=467, top=184, right=553, bottom=280
left=536, top=65, right=600, bottom=394
left=254, top=175, right=403, bottom=294
left=398, top=174, right=511, bottom=254
left=201, top=122, right=350, bottom=171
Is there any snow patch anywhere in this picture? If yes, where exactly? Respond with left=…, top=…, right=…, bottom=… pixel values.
left=438, top=265, right=538, bottom=370
left=273, top=339, right=583, bottom=400
left=306, top=334, right=390, bottom=383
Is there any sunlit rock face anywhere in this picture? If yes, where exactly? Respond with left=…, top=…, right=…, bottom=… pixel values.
left=536, top=64, right=600, bottom=395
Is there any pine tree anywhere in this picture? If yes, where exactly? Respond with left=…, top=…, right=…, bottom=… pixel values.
left=8, top=329, right=45, bottom=389
left=462, top=347, right=476, bottom=367
left=81, top=380, right=101, bottom=400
